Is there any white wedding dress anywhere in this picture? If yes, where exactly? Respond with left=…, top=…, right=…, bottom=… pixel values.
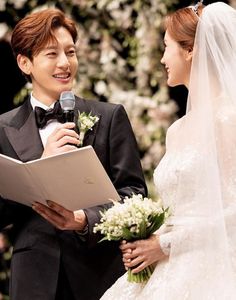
left=100, top=117, right=236, bottom=300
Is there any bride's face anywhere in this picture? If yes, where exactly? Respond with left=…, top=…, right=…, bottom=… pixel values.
left=161, top=30, right=192, bottom=88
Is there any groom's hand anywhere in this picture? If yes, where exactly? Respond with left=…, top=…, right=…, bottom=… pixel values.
left=32, top=200, right=87, bottom=231
left=42, top=122, right=80, bottom=158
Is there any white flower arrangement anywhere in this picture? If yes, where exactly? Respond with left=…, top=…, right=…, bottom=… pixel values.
left=93, top=194, right=169, bottom=283
left=77, top=111, right=99, bottom=146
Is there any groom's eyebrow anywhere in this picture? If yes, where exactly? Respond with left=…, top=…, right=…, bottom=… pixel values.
left=43, top=44, right=76, bottom=50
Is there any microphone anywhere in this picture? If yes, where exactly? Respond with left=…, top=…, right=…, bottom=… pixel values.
left=59, top=91, right=78, bottom=147
left=59, top=91, right=75, bottom=123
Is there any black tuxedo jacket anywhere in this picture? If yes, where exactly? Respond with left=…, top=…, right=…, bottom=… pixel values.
left=0, top=96, right=147, bottom=300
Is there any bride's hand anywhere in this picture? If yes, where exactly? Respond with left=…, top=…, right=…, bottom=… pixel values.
left=120, top=235, right=166, bottom=274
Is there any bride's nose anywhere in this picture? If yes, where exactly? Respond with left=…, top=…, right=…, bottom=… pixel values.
left=160, top=54, right=165, bottom=65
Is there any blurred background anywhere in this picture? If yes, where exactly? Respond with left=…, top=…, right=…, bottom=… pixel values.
left=0, top=1, right=233, bottom=298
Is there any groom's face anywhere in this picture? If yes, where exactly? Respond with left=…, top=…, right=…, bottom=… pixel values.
left=17, top=26, right=78, bottom=106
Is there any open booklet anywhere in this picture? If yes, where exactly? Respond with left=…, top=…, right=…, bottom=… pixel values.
left=0, top=146, right=120, bottom=211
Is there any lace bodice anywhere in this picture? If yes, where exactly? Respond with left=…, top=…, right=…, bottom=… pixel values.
left=153, top=147, right=200, bottom=210
left=153, top=118, right=203, bottom=214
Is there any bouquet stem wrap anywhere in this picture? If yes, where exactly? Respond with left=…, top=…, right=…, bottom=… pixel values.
left=127, top=264, right=155, bottom=283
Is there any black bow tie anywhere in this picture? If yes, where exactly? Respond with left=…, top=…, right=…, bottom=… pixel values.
left=35, top=101, right=64, bottom=129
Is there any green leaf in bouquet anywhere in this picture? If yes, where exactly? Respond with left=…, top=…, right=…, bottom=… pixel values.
left=122, top=227, right=137, bottom=240
left=98, top=236, right=109, bottom=243
left=98, top=235, right=121, bottom=243
left=139, top=219, right=148, bottom=239
left=146, top=211, right=166, bottom=236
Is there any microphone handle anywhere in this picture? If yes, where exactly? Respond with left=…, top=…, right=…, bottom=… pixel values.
left=63, top=110, right=74, bottom=123
left=62, top=110, right=78, bottom=147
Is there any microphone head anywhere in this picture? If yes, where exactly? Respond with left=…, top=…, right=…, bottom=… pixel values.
left=59, top=91, right=75, bottom=111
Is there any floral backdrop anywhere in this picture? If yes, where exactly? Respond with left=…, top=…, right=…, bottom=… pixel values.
left=0, top=1, right=234, bottom=299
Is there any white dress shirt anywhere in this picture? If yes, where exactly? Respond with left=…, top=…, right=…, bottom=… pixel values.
left=30, top=94, right=61, bottom=148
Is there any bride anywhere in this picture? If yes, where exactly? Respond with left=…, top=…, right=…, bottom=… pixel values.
left=101, top=1, right=236, bottom=299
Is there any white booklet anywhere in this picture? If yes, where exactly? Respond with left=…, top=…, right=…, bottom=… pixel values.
left=0, top=146, right=120, bottom=211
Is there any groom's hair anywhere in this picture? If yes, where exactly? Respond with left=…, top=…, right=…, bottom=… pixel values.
left=11, top=8, right=78, bottom=60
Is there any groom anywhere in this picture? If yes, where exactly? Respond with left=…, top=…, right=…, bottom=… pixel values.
left=0, top=8, right=147, bottom=300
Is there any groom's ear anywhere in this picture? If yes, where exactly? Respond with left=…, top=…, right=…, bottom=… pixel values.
left=17, top=54, right=32, bottom=75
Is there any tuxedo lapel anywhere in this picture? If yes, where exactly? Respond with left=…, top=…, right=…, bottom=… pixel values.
left=74, top=97, right=101, bottom=146
left=4, top=99, right=43, bottom=162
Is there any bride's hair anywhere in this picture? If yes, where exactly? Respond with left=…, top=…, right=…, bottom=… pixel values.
left=164, top=4, right=204, bottom=51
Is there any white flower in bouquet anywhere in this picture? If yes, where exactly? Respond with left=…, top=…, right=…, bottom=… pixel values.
left=93, top=194, right=169, bottom=283
left=77, top=111, right=99, bottom=146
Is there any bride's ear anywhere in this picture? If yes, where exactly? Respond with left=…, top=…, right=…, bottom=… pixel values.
left=185, top=48, right=193, bottom=62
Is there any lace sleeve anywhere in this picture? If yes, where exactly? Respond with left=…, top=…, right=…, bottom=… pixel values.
left=155, top=224, right=173, bottom=256
left=159, top=232, right=172, bottom=256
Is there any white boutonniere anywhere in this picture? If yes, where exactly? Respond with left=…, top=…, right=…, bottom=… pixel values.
left=77, top=111, right=99, bottom=146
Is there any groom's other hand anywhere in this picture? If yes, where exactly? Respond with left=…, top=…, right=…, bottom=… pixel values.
left=32, top=200, right=87, bottom=231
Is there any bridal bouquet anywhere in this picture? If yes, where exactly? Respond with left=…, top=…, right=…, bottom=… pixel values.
left=93, top=194, right=169, bottom=283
